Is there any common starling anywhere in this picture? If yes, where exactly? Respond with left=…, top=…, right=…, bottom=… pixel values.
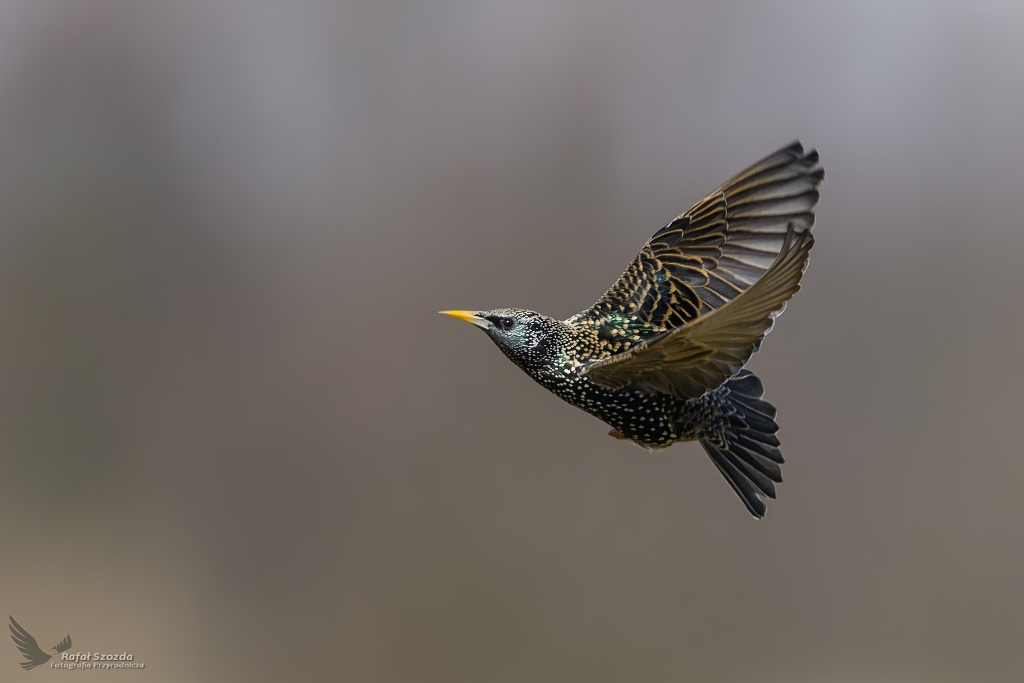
left=442, top=142, right=822, bottom=518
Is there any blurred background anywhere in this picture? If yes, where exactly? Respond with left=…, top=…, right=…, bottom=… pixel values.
left=1, top=1, right=1022, bottom=681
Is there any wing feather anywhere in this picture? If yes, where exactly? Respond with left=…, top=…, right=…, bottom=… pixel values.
left=570, top=141, right=822, bottom=340
left=581, top=224, right=813, bottom=399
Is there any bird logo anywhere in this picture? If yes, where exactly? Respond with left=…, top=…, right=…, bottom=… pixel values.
left=442, top=142, right=822, bottom=518
left=9, top=616, right=72, bottom=670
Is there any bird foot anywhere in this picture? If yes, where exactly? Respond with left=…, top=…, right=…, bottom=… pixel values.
left=607, top=428, right=627, bottom=440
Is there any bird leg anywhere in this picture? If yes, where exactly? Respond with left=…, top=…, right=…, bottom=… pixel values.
left=607, top=428, right=627, bottom=440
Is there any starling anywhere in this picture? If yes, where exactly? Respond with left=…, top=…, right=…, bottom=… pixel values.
left=442, top=142, right=822, bottom=518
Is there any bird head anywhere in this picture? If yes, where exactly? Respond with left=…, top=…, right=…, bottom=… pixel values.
left=440, top=308, right=563, bottom=371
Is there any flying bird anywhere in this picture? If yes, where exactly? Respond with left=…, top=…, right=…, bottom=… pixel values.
left=441, top=141, right=822, bottom=518
left=9, top=616, right=72, bottom=670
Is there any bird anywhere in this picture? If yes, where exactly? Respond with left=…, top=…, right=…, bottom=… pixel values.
left=9, top=616, right=72, bottom=670
left=441, top=141, right=822, bottom=518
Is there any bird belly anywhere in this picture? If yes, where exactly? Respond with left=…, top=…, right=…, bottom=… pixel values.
left=540, top=373, right=704, bottom=448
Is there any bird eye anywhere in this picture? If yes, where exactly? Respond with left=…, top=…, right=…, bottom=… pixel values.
left=499, top=317, right=516, bottom=331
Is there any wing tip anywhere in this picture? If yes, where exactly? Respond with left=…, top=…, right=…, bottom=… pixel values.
left=783, top=140, right=803, bottom=155
left=786, top=139, right=821, bottom=167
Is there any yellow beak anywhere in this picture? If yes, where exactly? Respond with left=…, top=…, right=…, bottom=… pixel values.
left=439, top=310, right=491, bottom=329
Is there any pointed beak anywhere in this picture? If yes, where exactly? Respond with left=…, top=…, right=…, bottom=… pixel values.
left=439, top=310, right=491, bottom=329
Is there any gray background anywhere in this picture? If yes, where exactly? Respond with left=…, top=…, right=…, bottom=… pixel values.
left=1, top=1, right=1022, bottom=681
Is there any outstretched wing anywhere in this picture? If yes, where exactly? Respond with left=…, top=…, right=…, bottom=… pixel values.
left=570, top=141, right=822, bottom=339
left=582, top=224, right=813, bottom=399
left=9, top=616, right=52, bottom=670
left=53, top=634, right=72, bottom=653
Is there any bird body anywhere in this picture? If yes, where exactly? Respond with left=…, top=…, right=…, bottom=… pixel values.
left=442, top=142, right=822, bottom=517
left=456, top=308, right=730, bottom=448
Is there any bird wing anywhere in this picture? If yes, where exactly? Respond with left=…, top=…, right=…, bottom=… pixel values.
left=570, top=141, right=822, bottom=336
left=581, top=224, right=813, bottom=399
left=53, top=634, right=72, bottom=653
left=9, top=616, right=52, bottom=670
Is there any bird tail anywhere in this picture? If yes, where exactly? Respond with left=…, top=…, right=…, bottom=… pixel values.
left=698, top=371, right=784, bottom=519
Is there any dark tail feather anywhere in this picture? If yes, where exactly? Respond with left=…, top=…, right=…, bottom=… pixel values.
left=699, top=371, right=784, bottom=519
